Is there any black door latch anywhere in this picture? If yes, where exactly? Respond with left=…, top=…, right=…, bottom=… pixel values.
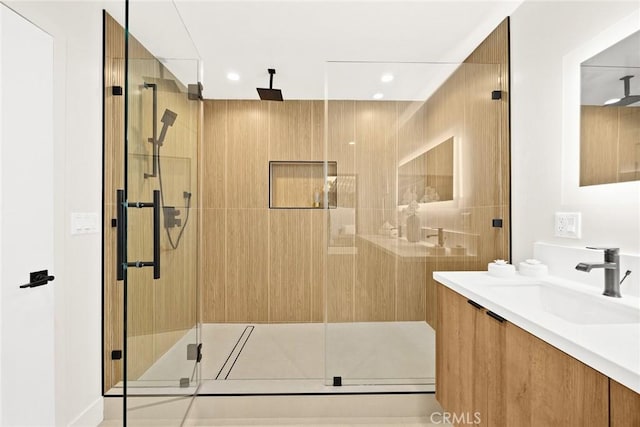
left=20, top=269, right=55, bottom=289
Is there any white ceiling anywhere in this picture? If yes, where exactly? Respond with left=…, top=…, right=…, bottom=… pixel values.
left=113, top=0, right=523, bottom=100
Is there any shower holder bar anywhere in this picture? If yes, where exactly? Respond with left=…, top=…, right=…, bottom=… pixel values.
left=116, top=189, right=161, bottom=280
left=143, top=82, right=158, bottom=179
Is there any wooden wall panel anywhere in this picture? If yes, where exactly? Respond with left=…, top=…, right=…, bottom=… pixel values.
left=199, top=19, right=510, bottom=327
left=424, top=67, right=465, bottom=152
left=581, top=105, right=640, bottom=186
left=398, top=102, right=427, bottom=162
left=269, top=210, right=312, bottom=321
left=355, top=101, right=397, bottom=215
left=270, top=100, right=314, bottom=160
left=354, top=237, right=396, bottom=321
left=227, top=101, right=269, bottom=209
left=202, top=101, right=226, bottom=209
left=465, top=19, right=511, bottom=215
left=396, top=260, right=426, bottom=321
left=461, top=62, right=502, bottom=208
left=311, top=101, right=325, bottom=161
left=327, top=100, right=356, bottom=177
left=201, top=209, right=226, bottom=322
left=311, top=209, right=327, bottom=322
left=580, top=105, right=619, bottom=186
left=618, top=107, right=640, bottom=183
left=226, top=209, right=269, bottom=322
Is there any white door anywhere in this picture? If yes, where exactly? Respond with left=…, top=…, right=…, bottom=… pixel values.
left=0, top=4, right=55, bottom=425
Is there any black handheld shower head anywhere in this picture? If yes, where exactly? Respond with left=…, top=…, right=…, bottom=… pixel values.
left=257, top=68, right=283, bottom=102
left=157, top=109, right=178, bottom=146
left=161, top=109, right=178, bottom=127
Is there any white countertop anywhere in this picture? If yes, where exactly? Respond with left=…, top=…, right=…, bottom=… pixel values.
left=433, top=271, right=640, bottom=393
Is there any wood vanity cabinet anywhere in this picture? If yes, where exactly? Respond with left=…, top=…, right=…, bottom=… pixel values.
left=610, top=379, right=640, bottom=427
left=436, top=284, right=609, bottom=427
left=505, top=321, right=608, bottom=426
left=436, top=285, right=506, bottom=426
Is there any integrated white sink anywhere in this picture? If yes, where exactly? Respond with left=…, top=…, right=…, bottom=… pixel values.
left=487, top=283, right=640, bottom=325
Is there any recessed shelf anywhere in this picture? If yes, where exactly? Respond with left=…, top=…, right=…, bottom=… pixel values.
left=269, top=161, right=337, bottom=209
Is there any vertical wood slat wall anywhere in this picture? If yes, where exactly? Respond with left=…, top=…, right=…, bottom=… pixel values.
left=580, top=105, right=640, bottom=186
left=201, top=101, right=326, bottom=323
left=200, top=18, right=510, bottom=326
left=103, top=15, right=510, bottom=390
left=103, top=13, right=201, bottom=392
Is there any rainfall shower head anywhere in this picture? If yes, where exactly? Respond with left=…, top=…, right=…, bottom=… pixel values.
left=257, top=68, right=283, bottom=102
left=606, top=75, right=640, bottom=107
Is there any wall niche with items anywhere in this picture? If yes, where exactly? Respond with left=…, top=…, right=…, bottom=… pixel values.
left=269, top=161, right=338, bottom=209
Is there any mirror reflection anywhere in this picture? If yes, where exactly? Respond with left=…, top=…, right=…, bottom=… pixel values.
left=580, top=29, right=640, bottom=186
left=398, top=137, right=454, bottom=204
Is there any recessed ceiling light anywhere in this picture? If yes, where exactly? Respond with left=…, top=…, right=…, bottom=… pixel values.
left=348, top=141, right=356, bottom=145
left=603, top=97, right=620, bottom=105
left=227, top=72, right=240, bottom=81
left=372, top=93, right=384, bottom=100
left=381, top=73, right=394, bottom=83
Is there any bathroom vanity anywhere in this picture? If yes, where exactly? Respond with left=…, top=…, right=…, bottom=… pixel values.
left=434, top=271, right=640, bottom=427
left=356, top=235, right=477, bottom=327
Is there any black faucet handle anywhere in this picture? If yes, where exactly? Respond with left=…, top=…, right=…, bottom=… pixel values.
left=587, top=247, right=619, bottom=254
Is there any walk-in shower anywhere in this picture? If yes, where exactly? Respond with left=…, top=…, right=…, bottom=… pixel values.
left=102, top=2, right=510, bottom=423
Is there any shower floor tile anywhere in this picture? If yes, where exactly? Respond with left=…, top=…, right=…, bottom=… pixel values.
left=118, top=321, right=435, bottom=395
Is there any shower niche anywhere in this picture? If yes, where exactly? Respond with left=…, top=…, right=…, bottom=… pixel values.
left=269, top=160, right=337, bottom=209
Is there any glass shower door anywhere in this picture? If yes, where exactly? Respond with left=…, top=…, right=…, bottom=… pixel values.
left=324, top=60, right=508, bottom=388
left=121, top=0, right=202, bottom=423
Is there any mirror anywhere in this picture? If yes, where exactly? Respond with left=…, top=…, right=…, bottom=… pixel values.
left=398, top=137, right=453, bottom=205
left=580, top=29, right=640, bottom=186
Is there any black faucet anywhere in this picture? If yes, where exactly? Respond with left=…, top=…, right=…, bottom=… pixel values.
left=425, top=227, right=445, bottom=247
left=576, top=247, right=622, bottom=297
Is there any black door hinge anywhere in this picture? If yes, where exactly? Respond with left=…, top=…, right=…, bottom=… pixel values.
left=187, top=343, right=203, bottom=362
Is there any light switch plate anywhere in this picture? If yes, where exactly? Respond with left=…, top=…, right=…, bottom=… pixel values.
left=71, top=212, right=99, bottom=235
left=555, top=212, right=581, bottom=239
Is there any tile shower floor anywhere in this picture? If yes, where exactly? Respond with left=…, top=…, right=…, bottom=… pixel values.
left=115, top=321, right=435, bottom=395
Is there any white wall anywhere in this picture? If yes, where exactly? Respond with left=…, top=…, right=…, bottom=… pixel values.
left=2, top=1, right=120, bottom=425
left=511, top=1, right=640, bottom=263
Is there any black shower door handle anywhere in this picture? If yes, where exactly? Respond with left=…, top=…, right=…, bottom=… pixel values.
left=152, top=189, right=160, bottom=279
left=116, top=189, right=125, bottom=281
left=116, top=189, right=160, bottom=280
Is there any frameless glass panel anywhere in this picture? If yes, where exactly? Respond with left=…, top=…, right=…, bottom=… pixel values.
left=324, top=61, right=507, bottom=388
left=123, top=0, right=202, bottom=424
